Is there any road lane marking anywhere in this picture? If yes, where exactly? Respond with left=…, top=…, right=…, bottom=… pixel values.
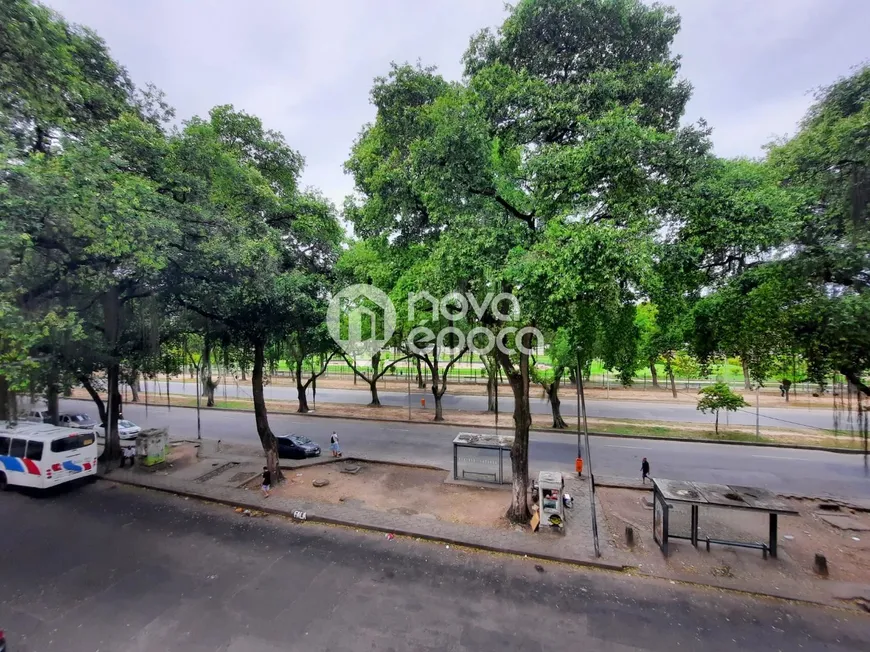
left=601, top=444, right=650, bottom=450
left=751, top=454, right=819, bottom=462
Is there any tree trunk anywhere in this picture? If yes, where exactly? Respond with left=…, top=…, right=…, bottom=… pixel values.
left=47, top=383, right=59, bottom=426
left=649, top=363, right=659, bottom=388
left=742, top=357, right=751, bottom=390
left=482, top=354, right=498, bottom=412
left=368, top=380, right=381, bottom=407
left=253, top=339, right=282, bottom=484
left=201, top=338, right=219, bottom=405
left=80, top=376, right=108, bottom=424
left=367, top=352, right=382, bottom=406
left=667, top=364, right=677, bottom=398
left=416, top=357, right=424, bottom=389
left=102, top=287, right=123, bottom=464
left=487, top=371, right=497, bottom=412
left=433, top=388, right=444, bottom=421
left=498, top=334, right=532, bottom=524
left=547, top=377, right=567, bottom=429
left=506, top=376, right=532, bottom=523
left=714, top=411, right=719, bottom=435
left=5, top=389, right=18, bottom=425
left=129, top=373, right=140, bottom=403
left=0, top=375, right=8, bottom=421
left=295, top=359, right=309, bottom=413
left=103, top=362, right=123, bottom=463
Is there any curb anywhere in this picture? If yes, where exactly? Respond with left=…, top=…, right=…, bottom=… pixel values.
left=65, top=396, right=868, bottom=455
left=98, top=475, right=859, bottom=611
left=99, top=475, right=625, bottom=573
left=626, top=569, right=841, bottom=611
left=279, top=455, right=447, bottom=474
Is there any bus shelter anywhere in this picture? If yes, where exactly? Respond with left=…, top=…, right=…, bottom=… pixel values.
left=652, top=478, right=798, bottom=558
left=452, top=432, right=514, bottom=485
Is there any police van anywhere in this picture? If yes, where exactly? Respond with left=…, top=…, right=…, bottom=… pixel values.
left=0, top=423, right=98, bottom=490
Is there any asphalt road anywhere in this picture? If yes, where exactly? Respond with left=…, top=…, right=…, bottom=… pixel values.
left=157, top=379, right=839, bottom=430
left=62, top=400, right=870, bottom=499
left=2, top=482, right=868, bottom=651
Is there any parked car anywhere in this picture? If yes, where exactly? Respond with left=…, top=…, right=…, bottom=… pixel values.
left=58, top=413, right=97, bottom=430
left=277, top=435, right=321, bottom=459
left=99, top=419, right=141, bottom=440
left=23, top=407, right=51, bottom=423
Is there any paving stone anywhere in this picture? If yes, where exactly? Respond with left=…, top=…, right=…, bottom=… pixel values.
left=818, top=514, right=870, bottom=531
left=112, top=454, right=612, bottom=568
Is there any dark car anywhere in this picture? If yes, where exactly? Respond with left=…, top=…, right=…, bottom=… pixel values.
left=277, top=435, right=321, bottom=459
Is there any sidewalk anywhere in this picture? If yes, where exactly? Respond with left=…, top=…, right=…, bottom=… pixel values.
left=109, top=442, right=621, bottom=572
left=106, top=441, right=870, bottom=612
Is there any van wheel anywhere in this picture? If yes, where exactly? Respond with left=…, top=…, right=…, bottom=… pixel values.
left=0, top=471, right=8, bottom=491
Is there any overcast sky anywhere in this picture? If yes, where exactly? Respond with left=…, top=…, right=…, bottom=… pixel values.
left=44, top=0, right=870, bottom=209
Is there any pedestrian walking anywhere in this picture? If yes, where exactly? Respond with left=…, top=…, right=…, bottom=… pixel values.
left=261, top=466, right=272, bottom=498
left=641, top=457, right=650, bottom=484
left=330, top=431, right=342, bottom=458
left=120, top=445, right=135, bottom=468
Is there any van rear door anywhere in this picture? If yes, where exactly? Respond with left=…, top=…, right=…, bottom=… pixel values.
left=48, top=432, right=96, bottom=482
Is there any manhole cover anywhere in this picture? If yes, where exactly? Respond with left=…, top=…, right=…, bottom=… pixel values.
left=194, top=462, right=238, bottom=483
left=312, top=479, right=330, bottom=488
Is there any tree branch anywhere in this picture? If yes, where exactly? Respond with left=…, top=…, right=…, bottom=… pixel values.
left=433, top=346, right=469, bottom=398
left=469, top=187, right=536, bottom=228
left=374, top=354, right=411, bottom=382
left=341, top=352, right=373, bottom=384
left=79, top=375, right=107, bottom=423
left=842, top=369, right=870, bottom=397
left=302, top=351, right=336, bottom=390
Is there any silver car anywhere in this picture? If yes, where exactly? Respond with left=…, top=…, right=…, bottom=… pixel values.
left=58, top=413, right=97, bottom=429
left=100, top=419, right=142, bottom=440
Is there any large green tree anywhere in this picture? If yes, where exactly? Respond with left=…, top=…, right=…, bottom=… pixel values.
left=765, top=65, right=870, bottom=395
left=347, top=0, right=706, bottom=521
left=168, top=106, right=340, bottom=482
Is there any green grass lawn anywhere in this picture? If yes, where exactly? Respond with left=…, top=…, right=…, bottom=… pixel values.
left=259, top=353, right=806, bottom=388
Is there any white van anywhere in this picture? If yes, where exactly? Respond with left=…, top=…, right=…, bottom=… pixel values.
left=0, top=423, right=98, bottom=490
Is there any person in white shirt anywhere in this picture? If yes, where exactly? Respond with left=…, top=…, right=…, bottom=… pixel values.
left=330, top=432, right=342, bottom=458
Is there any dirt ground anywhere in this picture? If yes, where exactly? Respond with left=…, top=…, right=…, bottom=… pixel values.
left=163, top=442, right=200, bottom=471
left=597, top=487, right=870, bottom=597
left=249, top=461, right=512, bottom=529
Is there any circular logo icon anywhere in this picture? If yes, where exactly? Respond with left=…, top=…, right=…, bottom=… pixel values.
left=326, top=284, right=396, bottom=355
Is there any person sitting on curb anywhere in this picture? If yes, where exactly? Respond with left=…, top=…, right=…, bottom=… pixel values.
left=120, top=445, right=135, bottom=469
left=261, top=466, right=272, bottom=498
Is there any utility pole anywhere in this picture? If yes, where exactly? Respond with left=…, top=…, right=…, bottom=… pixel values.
left=755, top=383, right=760, bottom=440
left=575, top=362, right=582, bottom=462
left=577, top=351, right=599, bottom=558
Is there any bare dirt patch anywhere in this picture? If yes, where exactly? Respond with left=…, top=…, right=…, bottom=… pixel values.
left=597, top=487, right=870, bottom=602
left=165, top=442, right=199, bottom=471
left=251, top=461, right=512, bottom=529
